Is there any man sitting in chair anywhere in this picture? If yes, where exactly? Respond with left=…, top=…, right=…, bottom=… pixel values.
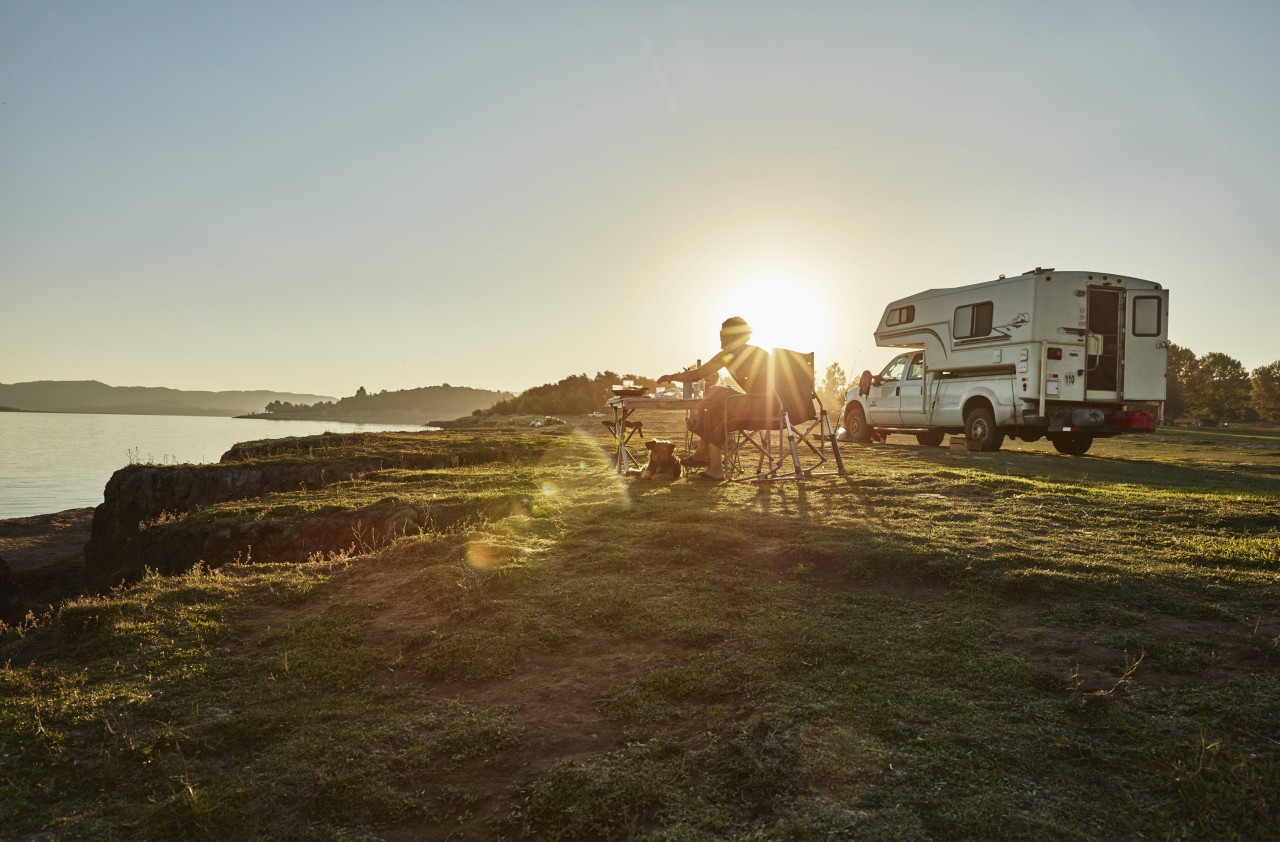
left=656, top=316, right=770, bottom=481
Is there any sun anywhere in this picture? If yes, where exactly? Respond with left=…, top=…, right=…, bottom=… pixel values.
left=714, top=275, right=831, bottom=353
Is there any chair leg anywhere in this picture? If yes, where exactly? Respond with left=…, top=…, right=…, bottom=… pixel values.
left=827, top=411, right=846, bottom=475
left=784, top=413, right=803, bottom=478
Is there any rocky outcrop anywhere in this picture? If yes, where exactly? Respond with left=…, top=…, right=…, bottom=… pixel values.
left=0, top=509, right=93, bottom=622
left=82, top=431, right=538, bottom=592
left=86, top=500, right=423, bottom=588
left=85, top=495, right=521, bottom=591
left=84, top=459, right=385, bottom=586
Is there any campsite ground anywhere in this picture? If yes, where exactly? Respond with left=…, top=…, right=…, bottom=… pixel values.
left=1, top=422, right=1277, bottom=840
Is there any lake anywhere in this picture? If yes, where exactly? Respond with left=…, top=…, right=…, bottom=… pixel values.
left=0, top=412, right=428, bottom=519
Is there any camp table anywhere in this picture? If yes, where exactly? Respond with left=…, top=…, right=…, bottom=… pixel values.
left=606, top=395, right=700, bottom=475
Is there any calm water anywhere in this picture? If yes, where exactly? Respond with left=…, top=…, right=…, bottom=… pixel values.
left=0, top=412, right=426, bottom=519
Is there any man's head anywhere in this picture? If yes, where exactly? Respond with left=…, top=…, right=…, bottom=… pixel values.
left=720, top=316, right=752, bottom=350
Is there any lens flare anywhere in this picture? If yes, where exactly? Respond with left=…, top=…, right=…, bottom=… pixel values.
left=531, top=425, right=633, bottom=509
left=464, top=539, right=519, bottom=570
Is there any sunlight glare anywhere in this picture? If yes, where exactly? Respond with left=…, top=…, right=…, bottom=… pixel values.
left=715, top=276, right=831, bottom=353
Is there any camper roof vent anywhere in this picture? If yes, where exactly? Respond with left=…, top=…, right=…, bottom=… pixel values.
left=1027, top=267, right=1056, bottom=275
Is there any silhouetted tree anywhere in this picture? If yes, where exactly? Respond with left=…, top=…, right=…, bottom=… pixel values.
left=1251, top=360, right=1280, bottom=421
left=819, top=362, right=851, bottom=414
left=482, top=370, right=645, bottom=416
left=1189, top=352, right=1251, bottom=422
left=1164, top=343, right=1198, bottom=420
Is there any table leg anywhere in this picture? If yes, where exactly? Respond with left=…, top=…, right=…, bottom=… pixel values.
left=613, top=405, right=625, bottom=474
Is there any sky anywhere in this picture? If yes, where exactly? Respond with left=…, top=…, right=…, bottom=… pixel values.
left=2, top=1, right=1278, bottom=398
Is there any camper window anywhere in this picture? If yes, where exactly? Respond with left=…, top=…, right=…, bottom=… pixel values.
left=1132, top=296, right=1162, bottom=336
left=886, top=305, right=915, bottom=327
left=953, top=302, right=994, bottom=339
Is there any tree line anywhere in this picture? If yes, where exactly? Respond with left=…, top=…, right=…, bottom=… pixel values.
left=1165, top=345, right=1279, bottom=423
left=816, top=346, right=1280, bottom=425
left=479, top=372, right=653, bottom=417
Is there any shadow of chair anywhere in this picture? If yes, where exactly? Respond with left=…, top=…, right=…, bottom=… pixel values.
left=721, top=349, right=846, bottom=482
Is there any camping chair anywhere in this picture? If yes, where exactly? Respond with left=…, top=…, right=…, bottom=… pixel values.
left=721, top=349, right=846, bottom=481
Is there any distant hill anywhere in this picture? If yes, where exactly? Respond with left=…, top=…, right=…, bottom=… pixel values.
left=256, top=384, right=515, bottom=424
left=0, top=380, right=335, bottom=418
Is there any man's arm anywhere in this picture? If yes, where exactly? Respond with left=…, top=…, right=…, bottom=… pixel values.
left=657, top=352, right=726, bottom=384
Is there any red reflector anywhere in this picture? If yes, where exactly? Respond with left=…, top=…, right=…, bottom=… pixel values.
left=1047, top=347, right=1063, bottom=360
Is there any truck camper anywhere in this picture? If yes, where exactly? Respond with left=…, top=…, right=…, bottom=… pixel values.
left=840, top=268, right=1168, bottom=455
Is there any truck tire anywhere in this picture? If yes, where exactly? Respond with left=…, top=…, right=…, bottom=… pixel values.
left=843, top=404, right=873, bottom=442
left=915, top=430, right=945, bottom=447
left=964, top=405, right=1005, bottom=452
left=1050, top=434, right=1093, bottom=456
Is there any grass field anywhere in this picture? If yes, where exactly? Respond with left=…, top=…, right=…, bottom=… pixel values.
left=2, top=421, right=1277, bottom=840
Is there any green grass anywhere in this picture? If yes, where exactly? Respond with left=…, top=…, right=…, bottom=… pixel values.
left=2, top=422, right=1278, bottom=839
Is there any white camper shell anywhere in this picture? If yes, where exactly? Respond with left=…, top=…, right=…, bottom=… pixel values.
left=840, top=268, right=1168, bottom=455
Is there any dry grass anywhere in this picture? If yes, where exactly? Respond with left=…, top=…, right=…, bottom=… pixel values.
left=2, top=422, right=1277, bottom=840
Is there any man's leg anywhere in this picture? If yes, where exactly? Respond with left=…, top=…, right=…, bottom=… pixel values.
left=687, top=387, right=728, bottom=464
left=694, top=387, right=733, bottom=478
left=704, top=442, right=725, bottom=480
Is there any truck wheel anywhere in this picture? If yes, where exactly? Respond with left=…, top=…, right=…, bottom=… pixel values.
left=1050, top=434, right=1093, bottom=456
left=843, top=405, right=873, bottom=442
left=964, top=405, right=1005, bottom=451
left=915, top=430, right=945, bottom=447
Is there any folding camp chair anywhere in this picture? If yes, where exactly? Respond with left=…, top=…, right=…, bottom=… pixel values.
left=721, top=349, right=846, bottom=481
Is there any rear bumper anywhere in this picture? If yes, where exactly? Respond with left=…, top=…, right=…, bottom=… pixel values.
left=1048, top=410, right=1155, bottom=436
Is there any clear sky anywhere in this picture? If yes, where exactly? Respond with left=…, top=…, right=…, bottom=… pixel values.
left=3, top=1, right=1278, bottom=397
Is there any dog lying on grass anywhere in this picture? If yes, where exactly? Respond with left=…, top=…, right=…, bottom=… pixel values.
left=627, top=439, right=682, bottom=480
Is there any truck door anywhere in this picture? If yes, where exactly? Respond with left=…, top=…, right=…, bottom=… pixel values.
left=1086, top=287, right=1122, bottom=399
left=868, top=353, right=910, bottom=425
left=898, top=352, right=928, bottom=426
left=1122, top=289, right=1169, bottom=401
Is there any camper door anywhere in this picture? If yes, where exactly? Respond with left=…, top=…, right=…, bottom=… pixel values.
left=1122, top=290, right=1169, bottom=401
